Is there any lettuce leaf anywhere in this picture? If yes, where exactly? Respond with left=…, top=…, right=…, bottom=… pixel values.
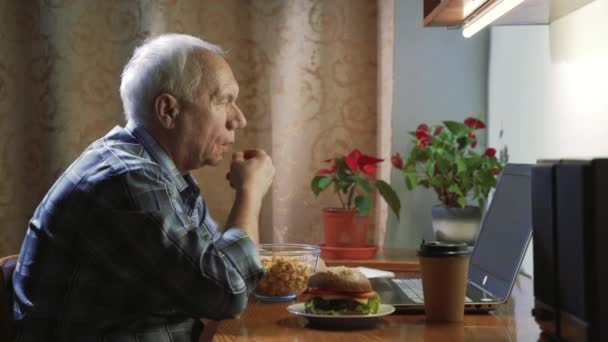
left=304, top=299, right=344, bottom=315
left=355, top=295, right=380, bottom=314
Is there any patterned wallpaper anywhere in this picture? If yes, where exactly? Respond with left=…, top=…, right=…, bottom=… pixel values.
left=0, top=0, right=394, bottom=256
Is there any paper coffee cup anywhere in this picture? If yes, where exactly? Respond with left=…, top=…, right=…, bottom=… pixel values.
left=418, top=240, right=471, bottom=322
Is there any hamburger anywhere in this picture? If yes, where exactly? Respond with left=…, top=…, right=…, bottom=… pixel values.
left=304, top=266, right=380, bottom=315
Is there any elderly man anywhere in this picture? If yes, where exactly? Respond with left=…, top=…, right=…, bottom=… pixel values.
left=12, top=34, right=273, bottom=341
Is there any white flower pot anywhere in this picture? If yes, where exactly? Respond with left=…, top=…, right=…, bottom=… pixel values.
left=431, top=204, right=482, bottom=245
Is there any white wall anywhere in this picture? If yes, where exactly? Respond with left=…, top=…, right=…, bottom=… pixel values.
left=488, top=0, right=608, bottom=275
left=387, top=0, right=489, bottom=248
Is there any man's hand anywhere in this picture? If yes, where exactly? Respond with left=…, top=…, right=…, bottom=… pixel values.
left=224, top=149, right=274, bottom=243
left=227, top=149, right=274, bottom=200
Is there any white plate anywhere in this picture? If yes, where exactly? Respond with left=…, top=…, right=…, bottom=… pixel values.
left=286, top=303, right=395, bottom=329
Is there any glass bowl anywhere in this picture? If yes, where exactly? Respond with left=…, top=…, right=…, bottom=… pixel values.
left=254, top=243, right=321, bottom=302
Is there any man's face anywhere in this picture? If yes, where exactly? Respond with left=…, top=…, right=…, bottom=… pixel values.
left=175, top=51, right=246, bottom=171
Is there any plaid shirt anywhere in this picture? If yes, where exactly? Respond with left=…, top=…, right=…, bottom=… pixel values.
left=12, top=123, right=264, bottom=341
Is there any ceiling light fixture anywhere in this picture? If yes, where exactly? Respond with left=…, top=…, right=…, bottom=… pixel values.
left=462, top=0, right=526, bottom=38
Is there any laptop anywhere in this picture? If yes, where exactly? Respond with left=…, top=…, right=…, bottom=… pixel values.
left=371, top=163, right=533, bottom=312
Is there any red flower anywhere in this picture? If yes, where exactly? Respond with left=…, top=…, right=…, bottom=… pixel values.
left=415, top=128, right=431, bottom=148
left=469, top=132, right=477, bottom=148
left=391, top=153, right=404, bottom=169
left=433, top=126, right=443, bottom=136
left=323, top=158, right=334, bottom=163
left=416, top=129, right=429, bottom=140
left=310, top=149, right=400, bottom=219
left=417, top=124, right=429, bottom=133
left=415, top=124, right=431, bottom=148
left=317, top=165, right=337, bottom=175
left=418, top=136, right=430, bottom=148
left=344, top=149, right=384, bottom=176
left=361, top=164, right=378, bottom=176
left=345, top=149, right=362, bottom=172
left=484, top=148, right=496, bottom=158
left=358, top=153, right=383, bottom=176
left=358, top=155, right=384, bottom=168
left=491, top=167, right=500, bottom=175
left=464, top=117, right=486, bottom=130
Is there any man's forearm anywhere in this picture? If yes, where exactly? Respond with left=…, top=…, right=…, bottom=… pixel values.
left=224, top=190, right=261, bottom=244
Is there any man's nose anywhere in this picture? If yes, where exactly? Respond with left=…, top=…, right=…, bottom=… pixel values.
left=227, top=103, right=247, bottom=130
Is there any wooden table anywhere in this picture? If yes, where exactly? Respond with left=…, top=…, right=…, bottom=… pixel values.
left=212, top=250, right=542, bottom=341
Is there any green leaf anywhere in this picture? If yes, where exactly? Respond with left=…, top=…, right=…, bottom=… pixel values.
left=447, top=184, right=462, bottom=196
left=311, top=175, right=332, bottom=196
left=436, top=158, right=449, bottom=173
left=477, top=198, right=485, bottom=210
left=426, top=160, right=435, bottom=176
left=404, top=175, right=414, bottom=190
left=375, top=179, right=401, bottom=219
left=404, top=172, right=418, bottom=190
left=456, top=158, right=467, bottom=174
left=430, top=175, right=442, bottom=188
left=355, top=195, right=373, bottom=216
left=404, top=164, right=417, bottom=174
left=336, top=160, right=349, bottom=177
left=456, top=136, right=468, bottom=150
left=336, top=174, right=353, bottom=194
left=444, top=121, right=467, bottom=136
left=457, top=196, right=467, bottom=208
left=353, top=175, right=373, bottom=194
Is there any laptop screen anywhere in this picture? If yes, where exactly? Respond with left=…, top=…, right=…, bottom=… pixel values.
left=468, top=164, right=532, bottom=299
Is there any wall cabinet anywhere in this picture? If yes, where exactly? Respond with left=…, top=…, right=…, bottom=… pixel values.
left=423, top=0, right=596, bottom=28
left=423, top=0, right=489, bottom=27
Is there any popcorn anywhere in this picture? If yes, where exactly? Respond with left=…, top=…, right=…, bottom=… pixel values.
left=255, top=256, right=314, bottom=297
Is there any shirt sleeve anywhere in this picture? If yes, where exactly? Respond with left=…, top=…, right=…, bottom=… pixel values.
left=197, top=197, right=223, bottom=241
left=77, top=167, right=264, bottom=320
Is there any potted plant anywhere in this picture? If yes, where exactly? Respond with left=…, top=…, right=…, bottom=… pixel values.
left=392, top=116, right=504, bottom=244
left=311, top=149, right=401, bottom=248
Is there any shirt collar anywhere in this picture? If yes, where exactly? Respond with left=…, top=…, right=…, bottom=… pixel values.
left=125, top=121, right=190, bottom=192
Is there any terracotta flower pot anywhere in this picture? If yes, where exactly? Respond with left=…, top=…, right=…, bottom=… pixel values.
left=321, top=208, right=369, bottom=247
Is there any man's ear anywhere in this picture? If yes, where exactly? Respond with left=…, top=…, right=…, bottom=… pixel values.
left=154, top=93, right=180, bottom=129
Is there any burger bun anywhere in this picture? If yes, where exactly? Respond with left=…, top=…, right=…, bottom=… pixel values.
left=308, top=266, right=372, bottom=293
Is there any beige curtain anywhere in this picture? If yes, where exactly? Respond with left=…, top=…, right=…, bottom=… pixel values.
left=0, top=0, right=394, bottom=256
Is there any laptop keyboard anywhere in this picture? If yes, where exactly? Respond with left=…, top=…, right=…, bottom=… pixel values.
left=391, top=278, right=473, bottom=304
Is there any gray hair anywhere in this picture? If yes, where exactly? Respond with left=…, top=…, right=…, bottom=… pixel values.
left=120, top=33, right=224, bottom=125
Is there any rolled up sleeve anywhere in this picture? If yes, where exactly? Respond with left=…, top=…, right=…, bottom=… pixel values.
left=78, top=167, right=264, bottom=320
left=212, top=228, right=264, bottom=294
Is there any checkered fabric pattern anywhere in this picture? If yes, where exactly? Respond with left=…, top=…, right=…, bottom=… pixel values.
left=12, top=123, right=264, bottom=341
